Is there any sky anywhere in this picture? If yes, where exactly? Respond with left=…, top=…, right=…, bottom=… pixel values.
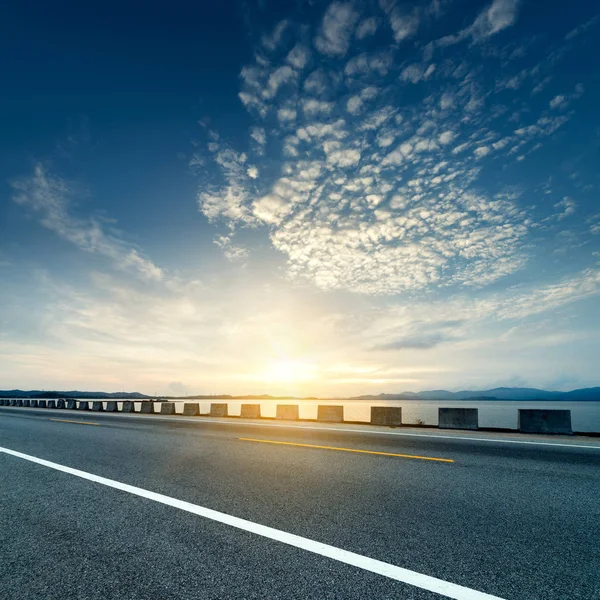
left=1, top=0, right=599, bottom=397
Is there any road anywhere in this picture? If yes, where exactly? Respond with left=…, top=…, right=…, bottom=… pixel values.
left=0, top=406, right=599, bottom=599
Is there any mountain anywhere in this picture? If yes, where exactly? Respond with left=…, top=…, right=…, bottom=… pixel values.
left=1, top=387, right=599, bottom=401
left=351, top=387, right=600, bottom=401
left=0, top=390, right=151, bottom=399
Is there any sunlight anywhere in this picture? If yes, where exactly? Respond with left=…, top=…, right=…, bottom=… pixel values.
left=262, top=360, right=317, bottom=383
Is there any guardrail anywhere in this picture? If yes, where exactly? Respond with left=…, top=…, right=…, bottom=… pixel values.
left=1, top=398, right=598, bottom=434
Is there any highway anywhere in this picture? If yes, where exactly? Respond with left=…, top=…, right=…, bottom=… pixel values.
left=1, top=407, right=599, bottom=599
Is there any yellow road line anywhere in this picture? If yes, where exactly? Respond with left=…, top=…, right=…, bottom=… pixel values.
left=238, top=438, right=454, bottom=463
left=49, top=418, right=100, bottom=426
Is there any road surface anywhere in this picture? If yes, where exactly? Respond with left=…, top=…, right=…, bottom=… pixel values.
left=1, top=406, right=599, bottom=599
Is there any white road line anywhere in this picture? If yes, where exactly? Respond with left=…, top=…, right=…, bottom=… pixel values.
left=0, top=444, right=504, bottom=600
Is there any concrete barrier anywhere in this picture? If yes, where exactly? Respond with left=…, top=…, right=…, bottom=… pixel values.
left=439, top=408, right=478, bottom=430
left=10, top=399, right=17, bottom=406
left=66, top=400, right=77, bottom=410
left=30, top=400, right=38, bottom=408
left=105, top=401, right=118, bottom=412
left=276, top=405, right=299, bottom=420
left=518, top=409, right=572, bottom=434
left=91, top=401, right=103, bottom=411
left=241, top=404, right=261, bottom=419
left=140, top=402, right=154, bottom=414
left=22, top=400, right=30, bottom=407
left=47, top=400, right=56, bottom=409
left=160, top=402, right=175, bottom=415
left=56, top=399, right=65, bottom=409
left=183, top=403, right=199, bottom=416
left=317, top=405, right=344, bottom=423
left=78, top=401, right=89, bottom=410
left=122, top=401, right=135, bottom=413
left=370, top=406, right=402, bottom=426
left=17, top=399, right=24, bottom=407
left=210, top=403, right=228, bottom=417
left=38, top=400, right=47, bottom=408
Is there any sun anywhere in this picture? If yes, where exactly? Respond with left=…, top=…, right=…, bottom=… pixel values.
left=263, top=360, right=316, bottom=383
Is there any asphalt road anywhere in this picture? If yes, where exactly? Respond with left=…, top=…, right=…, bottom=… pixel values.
left=1, top=407, right=599, bottom=599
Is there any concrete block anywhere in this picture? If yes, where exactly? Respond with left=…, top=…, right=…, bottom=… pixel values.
left=370, top=406, right=402, bottom=426
left=241, top=404, right=261, bottom=419
left=183, top=403, right=199, bottom=416
left=47, top=400, right=56, bottom=409
left=210, top=403, right=228, bottom=417
left=122, top=401, right=135, bottom=413
left=66, top=400, right=77, bottom=410
left=317, top=405, right=344, bottom=423
left=23, top=400, right=30, bottom=407
left=439, top=408, right=478, bottom=430
left=160, top=402, right=175, bottom=415
left=105, top=401, right=118, bottom=412
left=140, top=402, right=154, bottom=414
left=78, top=401, right=89, bottom=410
left=276, top=405, right=299, bottom=420
left=91, top=401, right=103, bottom=411
left=518, top=409, right=572, bottom=434
left=38, top=400, right=47, bottom=408
left=56, top=399, right=65, bottom=409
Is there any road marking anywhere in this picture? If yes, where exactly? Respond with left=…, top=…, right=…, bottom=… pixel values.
left=49, top=418, right=100, bottom=426
left=3, top=407, right=600, bottom=450
left=239, top=437, right=454, bottom=463
left=0, top=445, right=502, bottom=600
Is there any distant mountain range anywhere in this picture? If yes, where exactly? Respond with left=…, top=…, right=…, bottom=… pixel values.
left=350, top=387, right=600, bottom=401
left=0, top=387, right=599, bottom=401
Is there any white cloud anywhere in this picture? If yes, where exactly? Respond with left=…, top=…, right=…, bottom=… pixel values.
left=302, top=98, right=334, bottom=117
left=314, top=2, right=359, bottom=57
left=356, top=17, right=378, bottom=39
left=346, top=95, right=363, bottom=115
left=438, top=131, right=455, bottom=145
left=263, top=66, right=296, bottom=99
left=261, top=20, right=289, bottom=51
left=549, top=95, right=567, bottom=110
left=250, top=127, right=266, bottom=146
left=437, top=0, right=520, bottom=46
left=286, top=44, right=310, bottom=70
left=12, top=164, right=164, bottom=281
left=277, top=107, right=297, bottom=123
left=214, top=235, right=250, bottom=262
left=470, top=0, right=520, bottom=41
left=247, top=166, right=259, bottom=179
left=380, top=1, right=420, bottom=42
left=474, top=146, right=491, bottom=158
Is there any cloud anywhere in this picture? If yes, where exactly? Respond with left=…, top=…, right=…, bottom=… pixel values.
left=549, top=95, right=567, bottom=110
left=277, top=107, right=297, bottom=123
left=437, top=0, right=520, bottom=47
left=286, top=44, right=310, bottom=70
left=250, top=127, right=266, bottom=146
left=197, top=0, right=596, bottom=297
left=314, top=2, right=359, bottom=57
left=371, top=332, right=456, bottom=350
left=213, top=235, right=250, bottom=262
left=12, top=164, right=164, bottom=281
left=379, top=0, right=420, bottom=42
left=356, top=17, right=378, bottom=39
left=261, top=20, right=289, bottom=51
left=470, top=0, right=520, bottom=41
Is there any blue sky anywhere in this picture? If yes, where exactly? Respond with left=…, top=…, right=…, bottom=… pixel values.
left=1, top=0, right=599, bottom=396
